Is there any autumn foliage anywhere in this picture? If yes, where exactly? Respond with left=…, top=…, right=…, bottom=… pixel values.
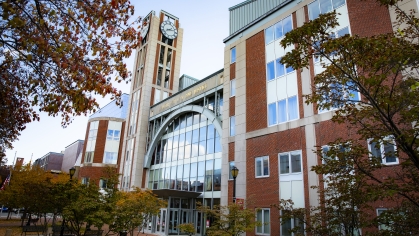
left=0, top=0, right=142, bottom=158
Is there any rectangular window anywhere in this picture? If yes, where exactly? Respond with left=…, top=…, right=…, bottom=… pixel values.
left=256, top=209, right=270, bottom=234
left=81, top=177, right=89, bottom=185
left=279, top=152, right=302, bottom=174
left=231, top=47, right=236, bottom=63
left=230, top=79, right=236, bottom=97
left=281, top=213, right=304, bottom=236
left=99, top=179, right=108, bottom=189
left=368, top=137, right=398, bottom=165
left=309, top=0, right=346, bottom=20
left=230, top=116, right=235, bottom=136
left=107, top=130, right=120, bottom=141
left=265, top=25, right=274, bottom=44
left=268, top=102, right=277, bottom=126
left=85, top=151, right=94, bottom=163
left=255, top=156, right=269, bottom=177
left=154, top=88, right=161, bottom=104
left=104, top=152, right=118, bottom=164
left=267, top=61, right=275, bottom=81
left=377, top=208, right=391, bottom=231
left=277, top=96, right=299, bottom=124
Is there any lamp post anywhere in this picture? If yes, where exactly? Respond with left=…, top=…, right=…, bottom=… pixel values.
left=60, top=167, right=76, bottom=236
left=231, top=166, right=239, bottom=203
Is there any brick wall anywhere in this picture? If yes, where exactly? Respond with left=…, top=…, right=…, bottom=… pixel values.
left=347, top=0, right=393, bottom=37
left=94, top=120, right=108, bottom=163
left=246, top=31, right=267, bottom=132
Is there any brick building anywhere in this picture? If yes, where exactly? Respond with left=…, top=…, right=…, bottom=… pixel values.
left=33, top=152, right=63, bottom=171
left=117, top=0, right=419, bottom=235
left=221, top=0, right=418, bottom=235
left=78, top=94, right=129, bottom=187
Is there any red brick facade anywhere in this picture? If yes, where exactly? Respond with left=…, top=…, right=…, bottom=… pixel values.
left=246, top=31, right=267, bottom=132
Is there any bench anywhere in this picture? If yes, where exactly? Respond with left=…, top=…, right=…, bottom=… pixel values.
left=83, top=230, right=103, bottom=236
left=50, top=225, right=74, bottom=236
left=21, top=225, right=46, bottom=236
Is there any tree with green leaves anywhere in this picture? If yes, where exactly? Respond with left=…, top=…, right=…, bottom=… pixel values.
left=110, top=188, right=166, bottom=236
left=0, top=0, right=142, bottom=158
left=199, top=203, right=261, bottom=236
left=276, top=0, right=419, bottom=234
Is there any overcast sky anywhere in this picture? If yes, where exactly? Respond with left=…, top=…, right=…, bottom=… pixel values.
left=5, top=0, right=244, bottom=165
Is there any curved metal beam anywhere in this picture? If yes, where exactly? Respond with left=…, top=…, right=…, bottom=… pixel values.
left=143, top=105, right=222, bottom=168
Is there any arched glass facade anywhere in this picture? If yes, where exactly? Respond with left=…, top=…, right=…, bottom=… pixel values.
left=147, top=111, right=222, bottom=235
left=148, top=112, right=222, bottom=193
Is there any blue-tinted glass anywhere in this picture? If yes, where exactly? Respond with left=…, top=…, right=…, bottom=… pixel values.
left=184, top=144, right=191, bottom=159
left=190, top=163, right=197, bottom=177
left=230, top=116, right=235, bottom=136
left=172, top=148, right=178, bottom=161
left=186, top=113, right=193, bottom=127
left=179, top=132, right=185, bottom=147
left=308, top=0, right=320, bottom=20
left=178, top=146, right=184, bottom=160
left=207, top=138, right=214, bottom=154
left=185, top=131, right=192, bottom=145
left=199, top=140, right=206, bottom=156
left=215, top=136, right=221, bottom=153
left=286, top=64, right=294, bottom=74
left=337, top=27, right=349, bottom=37
left=276, top=58, right=285, bottom=77
left=192, top=129, right=199, bottom=143
left=384, top=143, right=397, bottom=163
left=278, top=100, right=287, bottom=123
left=320, top=0, right=333, bottom=14
left=283, top=16, right=293, bottom=35
left=288, top=96, right=299, bottom=120
left=333, top=0, right=346, bottom=9
left=267, top=61, right=275, bottom=81
left=199, top=127, right=206, bottom=141
left=198, top=161, right=205, bottom=176
left=346, top=81, right=359, bottom=102
left=179, top=115, right=186, bottom=129
left=172, top=135, right=179, bottom=149
left=268, top=103, right=277, bottom=126
left=207, top=124, right=215, bottom=139
left=275, top=21, right=283, bottom=39
left=191, top=143, right=199, bottom=157
left=265, top=26, right=274, bottom=44
left=231, top=48, right=236, bottom=63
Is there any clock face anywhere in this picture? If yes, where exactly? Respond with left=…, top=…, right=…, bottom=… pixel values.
left=160, top=20, right=178, bottom=39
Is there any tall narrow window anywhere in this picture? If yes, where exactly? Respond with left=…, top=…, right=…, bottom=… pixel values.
left=230, top=116, right=235, bottom=136
left=231, top=47, right=236, bottom=63
left=230, top=79, right=236, bottom=97
left=256, top=209, right=270, bottom=234
left=255, top=156, right=269, bottom=177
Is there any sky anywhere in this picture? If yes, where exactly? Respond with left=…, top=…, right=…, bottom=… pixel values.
left=5, top=0, right=244, bottom=165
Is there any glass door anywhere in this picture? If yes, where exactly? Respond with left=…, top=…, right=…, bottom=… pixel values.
left=169, top=209, right=179, bottom=235
left=155, top=209, right=166, bottom=234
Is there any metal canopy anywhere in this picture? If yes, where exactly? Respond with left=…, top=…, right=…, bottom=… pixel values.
left=152, top=189, right=201, bottom=198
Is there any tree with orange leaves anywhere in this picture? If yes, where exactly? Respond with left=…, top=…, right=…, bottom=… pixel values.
left=0, top=0, right=142, bottom=159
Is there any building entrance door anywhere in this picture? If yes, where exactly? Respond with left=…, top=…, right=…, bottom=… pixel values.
left=194, top=211, right=203, bottom=235
left=154, top=208, right=167, bottom=234
left=168, top=209, right=179, bottom=235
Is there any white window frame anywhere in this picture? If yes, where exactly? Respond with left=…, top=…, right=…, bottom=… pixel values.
left=368, top=137, right=399, bottom=165
left=81, top=177, right=90, bottom=185
left=281, top=212, right=305, bottom=236
left=308, top=0, right=347, bottom=21
left=279, top=151, right=302, bottom=175
left=264, top=14, right=293, bottom=45
left=230, top=79, right=236, bottom=97
left=255, top=156, right=269, bottom=178
left=104, top=152, right=118, bottom=164
left=231, top=47, right=236, bottom=64
left=99, top=178, right=108, bottom=189
left=256, top=208, right=270, bottom=235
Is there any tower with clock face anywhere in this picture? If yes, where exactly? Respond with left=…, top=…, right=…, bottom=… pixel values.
left=119, top=10, right=183, bottom=191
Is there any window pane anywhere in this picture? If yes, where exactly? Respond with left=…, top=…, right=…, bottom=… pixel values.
left=333, top=0, right=346, bottom=9
left=107, top=130, right=113, bottom=140
left=283, top=16, right=292, bottom=35
left=384, top=142, right=397, bottom=163
left=320, top=0, right=333, bottom=14
left=230, top=79, right=236, bottom=96
left=286, top=64, right=294, bottom=74
left=230, top=116, right=235, bottom=136
left=275, top=21, right=283, bottom=39
left=268, top=103, right=277, bottom=126
left=207, top=138, right=214, bottom=154
left=215, top=136, right=222, bottom=153
left=185, top=131, right=192, bottom=145
left=231, top=48, right=236, bottom=63
left=207, top=124, right=215, bottom=139
left=265, top=26, right=274, bottom=44
left=282, top=218, right=292, bottom=236
left=199, top=140, right=206, bottom=156
left=267, top=61, right=275, bottom=81
left=263, top=157, right=269, bottom=176
left=256, top=158, right=262, bottom=176
left=278, top=100, right=287, bottom=123
left=256, top=210, right=263, bottom=233
left=199, top=126, right=206, bottom=141
left=280, top=155, right=290, bottom=174
left=308, top=0, right=320, bottom=20
left=291, top=154, right=302, bottom=173
left=192, top=129, right=199, bottom=143
left=288, top=96, right=299, bottom=120
left=264, top=210, right=270, bottom=233
left=276, top=58, right=285, bottom=77
left=369, top=141, right=382, bottom=160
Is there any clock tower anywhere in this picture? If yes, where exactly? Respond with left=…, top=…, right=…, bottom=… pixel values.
left=119, top=10, right=183, bottom=190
